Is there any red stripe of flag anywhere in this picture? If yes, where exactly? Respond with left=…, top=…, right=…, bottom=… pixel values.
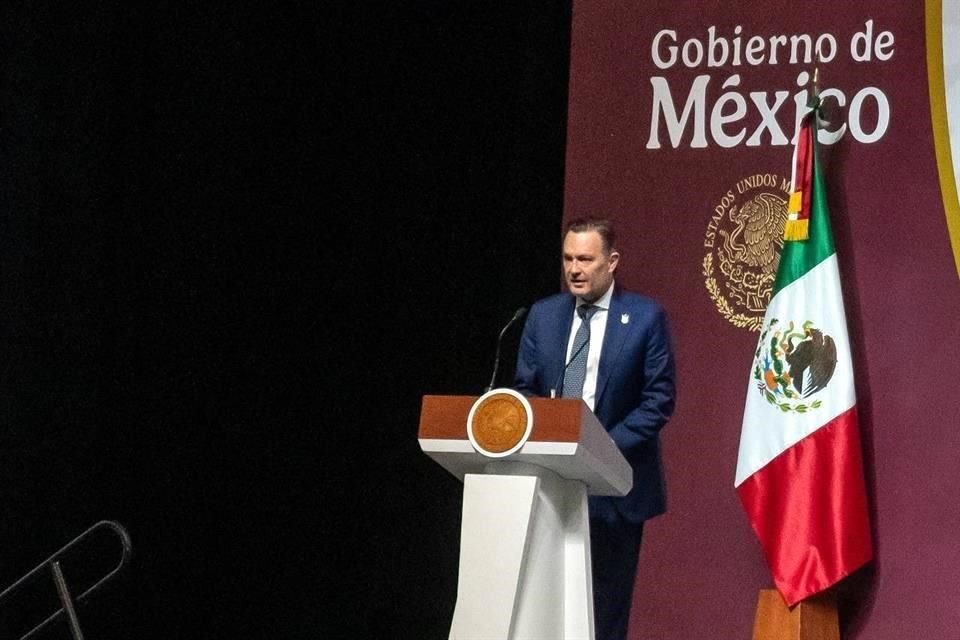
left=793, top=116, right=814, bottom=221
left=736, top=407, right=873, bottom=605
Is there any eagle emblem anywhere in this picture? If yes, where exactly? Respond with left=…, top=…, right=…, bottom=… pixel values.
left=702, top=174, right=791, bottom=332
left=753, top=318, right=837, bottom=413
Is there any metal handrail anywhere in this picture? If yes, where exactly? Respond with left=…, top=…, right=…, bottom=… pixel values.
left=0, top=520, right=133, bottom=640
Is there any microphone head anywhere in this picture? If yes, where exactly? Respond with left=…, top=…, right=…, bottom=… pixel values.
left=513, top=306, right=528, bottom=320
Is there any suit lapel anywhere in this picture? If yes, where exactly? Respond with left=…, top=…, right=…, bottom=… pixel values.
left=595, top=286, right=629, bottom=409
left=548, top=295, right=577, bottom=393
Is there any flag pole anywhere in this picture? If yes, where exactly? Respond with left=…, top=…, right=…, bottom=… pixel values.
left=749, top=56, right=844, bottom=639
left=812, top=50, right=821, bottom=99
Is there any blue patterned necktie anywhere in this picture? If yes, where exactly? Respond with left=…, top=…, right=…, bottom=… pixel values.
left=562, top=304, right=597, bottom=398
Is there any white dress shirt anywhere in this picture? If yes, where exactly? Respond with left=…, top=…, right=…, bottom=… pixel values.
left=565, top=284, right=613, bottom=411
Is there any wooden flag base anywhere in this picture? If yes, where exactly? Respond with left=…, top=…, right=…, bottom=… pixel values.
left=751, top=589, right=839, bottom=640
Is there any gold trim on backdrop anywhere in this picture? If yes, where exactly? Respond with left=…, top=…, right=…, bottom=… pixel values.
left=926, top=0, right=960, bottom=279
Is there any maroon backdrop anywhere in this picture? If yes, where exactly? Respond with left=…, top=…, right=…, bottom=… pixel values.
left=563, top=2, right=960, bottom=638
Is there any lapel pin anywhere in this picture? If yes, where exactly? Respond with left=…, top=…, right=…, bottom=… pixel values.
left=621, top=313, right=630, bottom=324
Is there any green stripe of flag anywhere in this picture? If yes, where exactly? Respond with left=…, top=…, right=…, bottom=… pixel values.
left=773, top=133, right=837, bottom=295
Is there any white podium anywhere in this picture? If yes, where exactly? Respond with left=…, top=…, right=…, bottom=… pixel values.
left=418, top=390, right=632, bottom=640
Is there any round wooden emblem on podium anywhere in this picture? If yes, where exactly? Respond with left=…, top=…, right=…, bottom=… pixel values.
left=467, top=388, right=533, bottom=457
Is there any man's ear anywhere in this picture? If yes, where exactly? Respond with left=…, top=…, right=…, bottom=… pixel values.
left=608, top=251, right=620, bottom=271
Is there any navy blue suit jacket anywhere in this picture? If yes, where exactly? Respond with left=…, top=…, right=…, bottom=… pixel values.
left=513, top=284, right=676, bottom=523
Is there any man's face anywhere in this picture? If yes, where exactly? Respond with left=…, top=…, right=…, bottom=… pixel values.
left=562, top=229, right=619, bottom=303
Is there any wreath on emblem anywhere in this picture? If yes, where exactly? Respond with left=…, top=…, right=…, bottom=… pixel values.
left=703, top=254, right=763, bottom=331
left=753, top=318, right=838, bottom=413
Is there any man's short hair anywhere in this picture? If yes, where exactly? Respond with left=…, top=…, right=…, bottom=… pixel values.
left=564, top=217, right=617, bottom=255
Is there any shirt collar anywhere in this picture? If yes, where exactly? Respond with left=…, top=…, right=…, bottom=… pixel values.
left=576, top=281, right=614, bottom=312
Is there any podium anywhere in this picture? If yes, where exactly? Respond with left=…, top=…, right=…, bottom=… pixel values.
left=418, top=390, right=633, bottom=640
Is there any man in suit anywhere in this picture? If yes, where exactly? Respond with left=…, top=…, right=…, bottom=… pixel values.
left=513, top=217, right=676, bottom=640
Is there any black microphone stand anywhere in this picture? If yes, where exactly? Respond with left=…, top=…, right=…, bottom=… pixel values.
left=485, top=307, right=527, bottom=392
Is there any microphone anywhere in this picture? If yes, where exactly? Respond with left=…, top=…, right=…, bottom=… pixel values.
left=549, top=334, right=589, bottom=398
left=484, top=306, right=528, bottom=392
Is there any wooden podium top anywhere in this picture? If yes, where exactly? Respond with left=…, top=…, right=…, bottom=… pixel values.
left=418, top=394, right=583, bottom=442
left=418, top=393, right=633, bottom=496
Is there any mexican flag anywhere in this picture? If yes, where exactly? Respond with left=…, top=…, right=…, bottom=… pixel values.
left=734, top=97, right=873, bottom=606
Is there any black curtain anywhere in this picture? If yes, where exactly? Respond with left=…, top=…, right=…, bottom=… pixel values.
left=0, top=2, right=570, bottom=638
